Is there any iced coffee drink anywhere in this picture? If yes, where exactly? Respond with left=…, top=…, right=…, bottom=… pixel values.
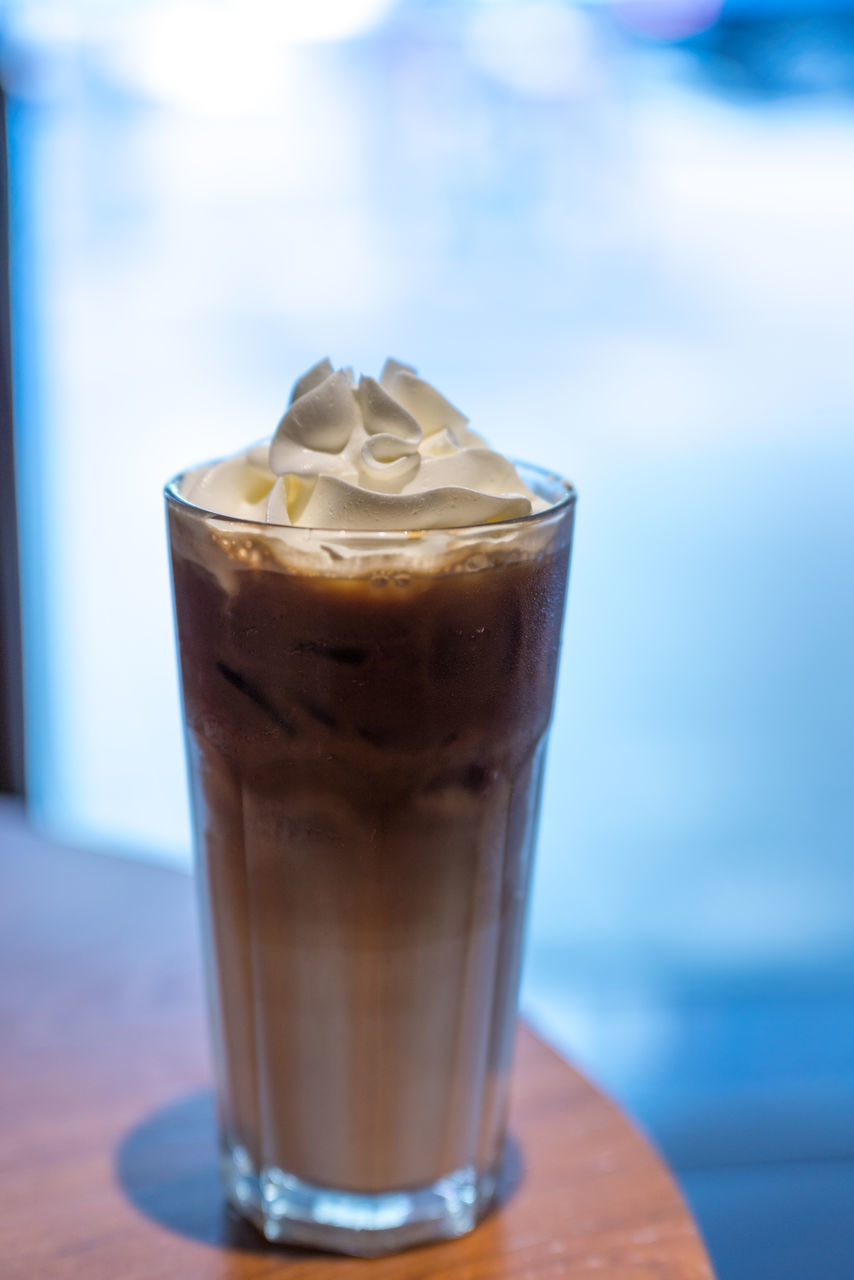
left=166, top=359, right=575, bottom=1255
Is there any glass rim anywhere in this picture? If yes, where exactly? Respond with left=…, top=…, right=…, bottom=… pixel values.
left=164, top=457, right=576, bottom=540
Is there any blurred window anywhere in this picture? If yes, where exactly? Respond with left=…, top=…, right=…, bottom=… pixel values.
left=5, top=0, right=853, bottom=996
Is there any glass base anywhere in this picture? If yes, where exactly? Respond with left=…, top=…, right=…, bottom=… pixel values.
left=222, top=1142, right=499, bottom=1256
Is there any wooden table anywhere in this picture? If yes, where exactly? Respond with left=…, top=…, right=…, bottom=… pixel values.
left=0, top=799, right=714, bottom=1279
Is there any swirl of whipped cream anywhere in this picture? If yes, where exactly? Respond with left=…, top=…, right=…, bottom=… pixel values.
left=182, top=358, right=545, bottom=530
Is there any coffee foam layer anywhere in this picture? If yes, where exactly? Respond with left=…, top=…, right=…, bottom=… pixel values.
left=168, top=499, right=568, bottom=599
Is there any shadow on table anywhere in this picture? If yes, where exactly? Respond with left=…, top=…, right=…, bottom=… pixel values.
left=115, top=1089, right=523, bottom=1253
left=115, top=1090, right=269, bottom=1253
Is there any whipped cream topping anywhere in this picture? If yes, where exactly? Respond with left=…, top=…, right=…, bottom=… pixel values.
left=182, top=358, right=546, bottom=531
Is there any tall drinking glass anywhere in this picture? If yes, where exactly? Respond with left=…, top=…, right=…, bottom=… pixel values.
left=165, top=463, right=575, bottom=1255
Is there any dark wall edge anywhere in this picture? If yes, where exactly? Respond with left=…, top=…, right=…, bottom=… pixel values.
left=0, top=82, right=25, bottom=796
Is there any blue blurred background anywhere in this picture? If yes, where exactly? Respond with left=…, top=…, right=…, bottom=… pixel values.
left=4, top=2, right=854, bottom=1275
